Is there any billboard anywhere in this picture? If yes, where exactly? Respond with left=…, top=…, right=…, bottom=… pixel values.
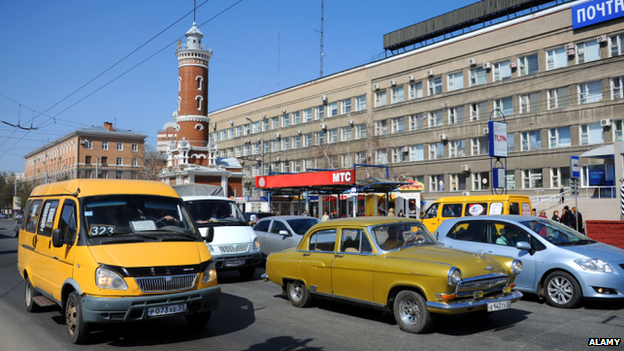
left=572, top=1, right=624, bottom=29
left=488, top=121, right=508, bottom=158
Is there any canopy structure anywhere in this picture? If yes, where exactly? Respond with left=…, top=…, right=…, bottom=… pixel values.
left=579, top=144, right=614, bottom=159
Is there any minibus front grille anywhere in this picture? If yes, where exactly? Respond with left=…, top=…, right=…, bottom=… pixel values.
left=135, top=274, right=197, bottom=293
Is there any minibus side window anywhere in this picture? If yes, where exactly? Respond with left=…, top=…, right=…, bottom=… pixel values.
left=441, top=204, right=462, bottom=218
left=423, top=203, right=439, bottom=219
left=509, top=202, right=520, bottom=215
left=25, top=199, right=43, bottom=233
left=59, top=200, right=77, bottom=245
left=20, top=200, right=32, bottom=230
left=38, top=200, right=60, bottom=237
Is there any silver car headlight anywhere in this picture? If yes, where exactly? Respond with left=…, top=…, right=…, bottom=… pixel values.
left=251, top=237, right=261, bottom=252
left=574, top=259, right=614, bottom=273
left=206, top=242, right=214, bottom=253
left=447, top=267, right=461, bottom=286
left=95, top=267, right=128, bottom=290
left=511, top=259, right=523, bottom=275
left=202, top=261, right=217, bottom=284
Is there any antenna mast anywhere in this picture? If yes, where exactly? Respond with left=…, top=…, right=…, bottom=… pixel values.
left=320, top=0, right=324, bottom=78
left=276, top=31, right=280, bottom=90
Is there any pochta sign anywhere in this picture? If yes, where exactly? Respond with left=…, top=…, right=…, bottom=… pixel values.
left=488, top=121, right=508, bottom=158
left=256, top=170, right=355, bottom=189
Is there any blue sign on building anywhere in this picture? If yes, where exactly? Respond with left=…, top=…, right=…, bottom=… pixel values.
left=572, top=0, right=624, bottom=29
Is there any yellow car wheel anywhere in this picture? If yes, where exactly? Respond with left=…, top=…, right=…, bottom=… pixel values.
left=287, top=281, right=312, bottom=307
left=393, top=290, right=432, bottom=333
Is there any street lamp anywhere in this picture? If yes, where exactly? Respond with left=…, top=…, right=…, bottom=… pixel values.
left=246, top=116, right=265, bottom=176
left=80, top=139, right=98, bottom=179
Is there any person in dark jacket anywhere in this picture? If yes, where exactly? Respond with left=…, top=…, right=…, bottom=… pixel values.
left=561, top=206, right=576, bottom=229
left=572, top=207, right=584, bottom=233
left=551, top=210, right=561, bottom=222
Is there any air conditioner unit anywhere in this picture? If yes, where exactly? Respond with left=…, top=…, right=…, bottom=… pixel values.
left=402, top=146, right=409, bottom=153
left=565, top=43, right=575, bottom=50
left=427, top=70, right=434, bottom=77
left=483, top=127, right=489, bottom=134
left=297, top=130, right=302, bottom=135
left=482, top=62, right=491, bottom=69
left=244, top=139, right=250, bottom=144
left=597, top=34, right=607, bottom=43
left=469, top=58, right=477, bottom=66
left=390, top=79, right=397, bottom=86
left=275, top=133, right=281, bottom=138
left=373, top=84, right=380, bottom=90
left=282, top=109, right=287, bottom=114
left=601, top=119, right=612, bottom=127
left=509, top=62, right=517, bottom=69
left=276, top=157, right=280, bottom=161
left=567, top=49, right=576, bottom=56
left=462, top=191, right=471, bottom=196
left=348, top=120, right=354, bottom=125
left=439, top=134, right=448, bottom=141
left=320, top=123, right=327, bottom=130
left=461, top=164, right=470, bottom=172
left=320, top=95, right=328, bottom=102
left=408, top=74, right=415, bottom=81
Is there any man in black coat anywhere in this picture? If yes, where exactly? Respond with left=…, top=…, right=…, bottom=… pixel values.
left=572, top=207, right=584, bottom=233
left=561, top=206, right=576, bottom=229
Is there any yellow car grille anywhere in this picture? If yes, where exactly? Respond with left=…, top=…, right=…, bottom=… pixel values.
left=457, top=276, right=509, bottom=293
left=135, top=274, right=197, bottom=293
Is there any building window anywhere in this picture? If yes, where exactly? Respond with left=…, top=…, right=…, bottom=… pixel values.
left=550, top=167, right=570, bottom=189
left=376, top=149, right=388, bottom=165
left=520, top=130, right=542, bottom=151
left=522, top=169, right=543, bottom=189
left=450, top=173, right=467, bottom=191
left=611, top=76, right=623, bottom=100
left=375, top=120, right=387, bottom=136
left=283, top=161, right=290, bottom=173
left=196, top=76, right=203, bottom=90
left=578, top=80, right=603, bottom=104
left=469, top=102, right=488, bottom=121
left=449, top=140, right=466, bottom=158
left=271, top=140, right=280, bottom=151
left=447, top=71, right=464, bottom=91
left=116, top=142, right=123, bottom=151
left=327, top=102, right=338, bottom=117
left=392, top=147, right=407, bottom=164
left=493, top=60, right=511, bottom=81
left=471, top=137, right=489, bottom=156
left=507, top=133, right=515, bottom=153
left=328, top=129, right=338, bottom=143
left=196, top=96, right=203, bottom=110
left=220, top=130, right=226, bottom=140
left=429, top=174, right=445, bottom=192
left=252, top=143, right=259, bottom=155
left=116, top=157, right=122, bottom=166
left=546, top=47, right=568, bottom=70
left=410, top=144, right=424, bottom=161
left=615, top=119, right=623, bottom=142
left=391, top=86, right=404, bottom=104
left=314, top=132, right=325, bottom=145
left=271, top=116, right=279, bottom=129
left=341, top=126, right=352, bottom=141
left=448, top=106, right=464, bottom=125
left=580, top=122, right=604, bottom=145
left=409, top=113, right=425, bottom=131
left=577, top=41, right=600, bottom=63
left=428, top=110, right=443, bottom=127
left=518, top=53, right=539, bottom=76
left=519, top=92, right=541, bottom=114
left=428, top=76, right=442, bottom=96
left=341, top=98, right=352, bottom=114
left=547, top=87, right=570, bottom=109
left=262, top=119, right=269, bottom=132
left=506, top=171, right=515, bottom=190
left=470, top=67, right=487, bottom=86
left=409, top=81, right=423, bottom=99
left=304, top=133, right=313, bottom=147
left=243, top=123, right=251, bottom=135
left=293, top=135, right=301, bottom=149
left=610, top=33, right=624, bottom=57
left=355, top=124, right=367, bottom=139
left=355, top=95, right=366, bottom=111
left=493, top=97, right=513, bottom=117
left=116, top=171, right=123, bottom=179
left=227, top=128, right=234, bottom=139
left=101, top=171, right=108, bottom=179
left=235, top=126, right=242, bottom=137
left=282, top=114, right=290, bottom=127
left=549, top=127, right=571, bottom=148
left=84, top=140, right=92, bottom=149
left=85, top=156, right=92, bottom=164
left=131, top=143, right=138, bottom=152
left=472, top=172, right=490, bottom=191
left=235, top=146, right=242, bottom=157
left=300, top=109, right=310, bottom=123
left=102, top=141, right=108, bottom=150
left=227, top=148, right=234, bottom=157
left=131, top=158, right=138, bottom=166
left=429, top=142, right=444, bottom=160
left=374, top=90, right=387, bottom=107
left=391, top=117, right=405, bottom=134
left=342, top=154, right=353, bottom=168
left=314, top=106, right=324, bottom=120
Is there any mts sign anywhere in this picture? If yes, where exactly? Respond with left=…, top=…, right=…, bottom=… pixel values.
left=256, top=170, right=355, bottom=189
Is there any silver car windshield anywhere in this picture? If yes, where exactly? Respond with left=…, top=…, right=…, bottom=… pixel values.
left=371, top=223, right=435, bottom=251
left=520, top=219, right=595, bottom=245
left=185, top=200, right=247, bottom=224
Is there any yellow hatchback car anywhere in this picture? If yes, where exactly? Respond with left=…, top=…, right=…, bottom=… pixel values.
left=17, top=180, right=220, bottom=344
left=262, top=217, right=523, bottom=333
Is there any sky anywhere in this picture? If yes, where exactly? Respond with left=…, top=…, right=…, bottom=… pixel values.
left=0, top=0, right=474, bottom=173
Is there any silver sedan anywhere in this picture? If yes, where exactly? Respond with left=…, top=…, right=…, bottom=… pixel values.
left=254, top=216, right=320, bottom=256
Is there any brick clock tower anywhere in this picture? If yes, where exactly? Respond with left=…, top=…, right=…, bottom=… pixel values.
left=159, top=22, right=243, bottom=198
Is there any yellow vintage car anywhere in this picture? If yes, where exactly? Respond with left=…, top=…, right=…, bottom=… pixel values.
left=262, top=217, right=523, bottom=333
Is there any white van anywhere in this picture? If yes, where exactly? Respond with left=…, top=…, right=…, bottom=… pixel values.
left=179, top=195, right=262, bottom=278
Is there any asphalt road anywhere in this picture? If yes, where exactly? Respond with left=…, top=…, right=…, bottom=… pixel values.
left=0, top=218, right=622, bottom=351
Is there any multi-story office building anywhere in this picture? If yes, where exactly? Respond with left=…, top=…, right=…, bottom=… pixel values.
left=24, top=122, right=146, bottom=185
left=205, top=0, right=624, bottom=206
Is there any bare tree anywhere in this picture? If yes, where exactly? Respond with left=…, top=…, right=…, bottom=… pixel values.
left=137, top=145, right=165, bottom=180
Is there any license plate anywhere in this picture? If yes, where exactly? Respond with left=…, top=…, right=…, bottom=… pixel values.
left=224, top=259, right=245, bottom=267
left=487, top=300, right=511, bottom=312
left=147, top=303, right=187, bottom=317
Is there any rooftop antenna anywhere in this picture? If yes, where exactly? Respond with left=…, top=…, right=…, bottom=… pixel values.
left=193, top=0, right=196, bottom=22
left=320, top=0, right=324, bottom=78
left=275, top=30, right=280, bottom=90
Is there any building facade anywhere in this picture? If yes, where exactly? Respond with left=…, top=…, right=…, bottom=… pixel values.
left=24, top=122, right=146, bottom=185
left=203, top=0, right=624, bottom=202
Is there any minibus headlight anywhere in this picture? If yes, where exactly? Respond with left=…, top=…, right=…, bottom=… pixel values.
left=95, top=267, right=128, bottom=290
left=202, top=261, right=217, bottom=284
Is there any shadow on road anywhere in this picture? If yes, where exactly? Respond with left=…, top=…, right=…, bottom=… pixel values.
left=241, top=336, right=323, bottom=351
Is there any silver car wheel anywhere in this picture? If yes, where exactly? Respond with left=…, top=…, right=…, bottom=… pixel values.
left=289, top=281, right=304, bottom=301
left=547, top=276, right=573, bottom=304
left=399, top=297, right=420, bottom=325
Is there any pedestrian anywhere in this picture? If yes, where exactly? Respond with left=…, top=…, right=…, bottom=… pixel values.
left=551, top=210, right=561, bottom=222
left=559, top=185, right=565, bottom=204
left=302, top=210, right=309, bottom=217
left=532, top=208, right=537, bottom=216
left=538, top=210, right=547, bottom=218
left=398, top=209, right=405, bottom=217
left=387, top=208, right=396, bottom=217
left=561, top=206, right=576, bottom=229
left=321, top=211, right=329, bottom=221
left=572, top=207, right=584, bottom=234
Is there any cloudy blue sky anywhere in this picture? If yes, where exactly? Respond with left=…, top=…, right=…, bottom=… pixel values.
left=0, top=0, right=474, bottom=173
